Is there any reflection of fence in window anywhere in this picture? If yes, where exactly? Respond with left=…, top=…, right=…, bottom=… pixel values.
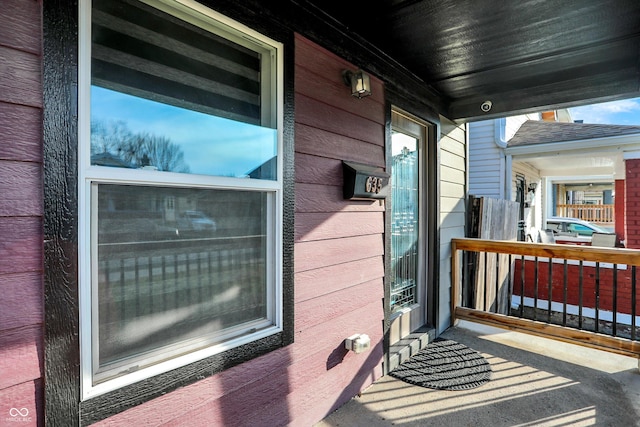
left=97, top=236, right=266, bottom=365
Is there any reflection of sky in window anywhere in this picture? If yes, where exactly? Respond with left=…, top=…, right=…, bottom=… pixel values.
left=391, top=131, right=417, bottom=156
left=91, top=86, right=277, bottom=178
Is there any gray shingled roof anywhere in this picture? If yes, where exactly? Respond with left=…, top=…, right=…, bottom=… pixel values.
left=507, top=121, right=640, bottom=147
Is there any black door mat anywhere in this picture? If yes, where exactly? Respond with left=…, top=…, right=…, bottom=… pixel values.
left=389, top=338, right=492, bottom=390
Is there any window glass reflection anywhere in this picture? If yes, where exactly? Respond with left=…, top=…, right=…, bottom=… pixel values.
left=90, top=0, right=277, bottom=180
left=95, top=184, right=269, bottom=373
left=91, top=87, right=277, bottom=179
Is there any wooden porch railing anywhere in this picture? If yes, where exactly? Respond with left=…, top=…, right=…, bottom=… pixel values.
left=555, top=204, right=614, bottom=223
left=451, top=238, right=640, bottom=359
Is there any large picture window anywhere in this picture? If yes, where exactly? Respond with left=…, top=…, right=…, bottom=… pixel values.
left=79, top=0, right=283, bottom=399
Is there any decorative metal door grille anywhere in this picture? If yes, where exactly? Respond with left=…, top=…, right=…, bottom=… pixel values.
left=390, top=143, right=419, bottom=311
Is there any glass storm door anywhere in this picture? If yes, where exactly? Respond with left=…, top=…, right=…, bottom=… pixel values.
left=389, top=110, right=427, bottom=344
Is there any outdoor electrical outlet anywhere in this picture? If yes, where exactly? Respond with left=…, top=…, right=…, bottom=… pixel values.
left=345, top=334, right=371, bottom=354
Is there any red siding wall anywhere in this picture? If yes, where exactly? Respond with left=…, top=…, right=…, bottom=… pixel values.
left=0, top=1, right=44, bottom=425
left=91, top=35, right=386, bottom=426
left=513, top=260, right=639, bottom=316
left=624, top=159, right=640, bottom=249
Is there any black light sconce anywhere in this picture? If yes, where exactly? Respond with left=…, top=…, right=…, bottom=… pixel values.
left=524, top=182, right=538, bottom=207
left=342, top=69, right=372, bottom=99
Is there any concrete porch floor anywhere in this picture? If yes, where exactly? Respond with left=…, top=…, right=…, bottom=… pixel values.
left=316, top=321, right=640, bottom=427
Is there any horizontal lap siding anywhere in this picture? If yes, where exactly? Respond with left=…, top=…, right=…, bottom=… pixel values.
left=96, top=34, right=386, bottom=427
left=0, top=379, right=43, bottom=426
left=468, top=120, right=503, bottom=199
left=0, top=103, right=42, bottom=162
left=439, top=117, right=467, bottom=333
left=289, top=34, right=386, bottom=425
left=295, top=211, right=384, bottom=242
left=0, top=2, right=44, bottom=425
left=107, top=299, right=384, bottom=427
left=295, top=257, right=384, bottom=302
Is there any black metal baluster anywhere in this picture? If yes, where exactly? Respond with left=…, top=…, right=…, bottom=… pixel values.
left=547, top=258, right=553, bottom=323
left=495, top=253, right=500, bottom=314
left=579, top=260, right=583, bottom=330
left=613, top=264, right=618, bottom=337
left=595, top=262, right=600, bottom=333
left=534, top=257, right=539, bottom=321
left=461, top=251, right=466, bottom=309
left=507, top=254, right=513, bottom=317
left=632, top=266, right=637, bottom=341
left=563, top=260, right=568, bottom=326
left=520, top=255, right=525, bottom=318
left=484, top=252, right=488, bottom=312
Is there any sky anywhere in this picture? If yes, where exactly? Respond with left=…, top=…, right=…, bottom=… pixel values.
left=568, top=97, right=640, bottom=125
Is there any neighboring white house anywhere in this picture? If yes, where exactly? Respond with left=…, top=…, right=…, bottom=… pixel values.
left=468, top=112, right=555, bottom=239
left=468, top=111, right=640, bottom=242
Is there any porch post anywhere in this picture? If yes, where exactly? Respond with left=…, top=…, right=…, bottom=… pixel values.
left=615, top=179, right=625, bottom=244
left=623, top=153, right=640, bottom=249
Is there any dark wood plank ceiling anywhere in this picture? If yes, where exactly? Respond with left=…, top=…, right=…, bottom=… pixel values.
left=303, top=0, right=640, bottom=121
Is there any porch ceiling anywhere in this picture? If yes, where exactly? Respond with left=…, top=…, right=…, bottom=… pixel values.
left=515, top=153, right=618, bottom=178
left=304, top=0, right=640, bottom=121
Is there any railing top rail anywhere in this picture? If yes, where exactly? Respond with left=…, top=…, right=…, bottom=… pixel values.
left=451, top=237, right=640, bottom=265
left=556, top=203, right=614, bottom=207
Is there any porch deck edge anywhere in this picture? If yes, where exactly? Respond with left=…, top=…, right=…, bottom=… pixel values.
left=455, top=307, right=640, bottom=359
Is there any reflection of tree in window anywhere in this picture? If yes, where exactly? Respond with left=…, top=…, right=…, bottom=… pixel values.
left=91, top=119, right=190, bottom=173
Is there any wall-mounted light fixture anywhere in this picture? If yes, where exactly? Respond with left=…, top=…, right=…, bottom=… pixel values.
left=342, top=69, right=372, bottom=99
left=526, top=182, right=538, bottom=206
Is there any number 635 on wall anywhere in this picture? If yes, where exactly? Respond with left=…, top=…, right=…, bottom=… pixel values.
left=365, top=176, right=383, bottom=194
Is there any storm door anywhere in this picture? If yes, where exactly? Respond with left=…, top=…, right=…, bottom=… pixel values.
left=389, top=110, right=428, bottom=343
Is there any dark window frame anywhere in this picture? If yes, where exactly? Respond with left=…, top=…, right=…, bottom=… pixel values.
left=43, top=1, right=294, bottom=424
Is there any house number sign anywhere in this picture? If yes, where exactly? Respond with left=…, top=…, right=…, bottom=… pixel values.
left=365, top=176, right=383, bottom=194
left=342, top=161, right=389, bottom=200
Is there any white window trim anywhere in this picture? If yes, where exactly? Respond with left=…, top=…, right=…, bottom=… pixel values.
left=78, top=0, right=284, bottom=401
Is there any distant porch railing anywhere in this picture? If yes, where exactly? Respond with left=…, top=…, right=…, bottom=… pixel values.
left=451, top=238, right=640, bottom=358
left=556, top=204, right=614, bottom=223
